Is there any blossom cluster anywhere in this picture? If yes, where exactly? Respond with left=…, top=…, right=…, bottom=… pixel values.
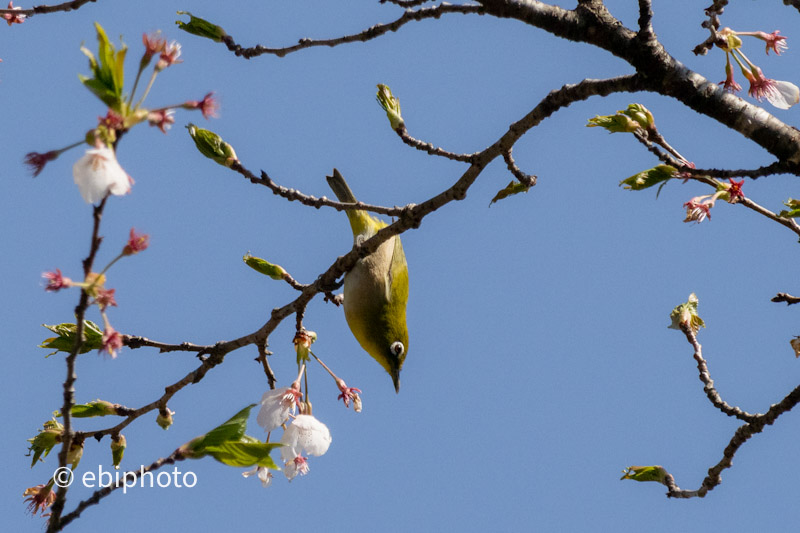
left=244, top=340, right=363, bottom=487
left=24, top=25, right=218, bottom=203
left=717, top=28, right=799, bottom=109
left=683, top=178, right=744, bottom=224
left=42, top=228, right=149, bottom=357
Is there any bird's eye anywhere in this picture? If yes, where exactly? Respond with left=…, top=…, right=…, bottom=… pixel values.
left=390, top=341, right=404, bottom=356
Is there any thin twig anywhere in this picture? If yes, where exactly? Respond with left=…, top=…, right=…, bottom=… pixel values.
left=0, top=0, right=97, bottom=18
left=680, top=325, right=761, bottom=423
left=256, top=342, right=277, bottom=389
left=396, top=125, right=475, bottom=162
left=76, top=348, right=227, bottom=441
left=47, top=197, right=107, bottom=532
left=229, top=163, right=408, bottom=218
left=221, top=4, right=485, bottom=59
left=55, top=451, right=182, bottom=530
left=630, top=132, right=800, bottom=237
left=772, top=293, right=800, bottom=305
left=692, top=0, right=727, bottom=56
left=665, top=421, right=759, bottom=498
left=380, top=0, right=431, bottom=7
left=658, top=324, right=800, bottom=498
left=123, top=335, right=213, bottom=354
left=502, top=149, right=537, bottom=186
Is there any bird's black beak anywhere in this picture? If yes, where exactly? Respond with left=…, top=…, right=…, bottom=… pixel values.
left=391, top=367, right=401, bottom=393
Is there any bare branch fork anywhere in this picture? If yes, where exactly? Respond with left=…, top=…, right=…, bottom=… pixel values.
left=664, top=323, right=800, bottom=498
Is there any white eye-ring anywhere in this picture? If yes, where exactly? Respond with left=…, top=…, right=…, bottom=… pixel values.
left=390, top=341, right=404, bottom=356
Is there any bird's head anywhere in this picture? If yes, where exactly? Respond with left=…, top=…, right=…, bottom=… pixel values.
left=386, top=340, right=406, bottom=393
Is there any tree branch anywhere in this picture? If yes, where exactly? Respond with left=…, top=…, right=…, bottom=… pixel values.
left=47, top=198, right=107, bottom=532
left=230, top=163, right=409, bottom=218
left=221, top=3, right=486, bottom=59
left=502, top=149, right=537, bottom=186
left=679, top=325, right=761, bottom=423
left=395, top=124, right=475, bottom=162
left=772, top=292, right=800, bottom=305
left=478, top=0, right=800, bottom=170
left=55, top=451, right=182, bottom=531
left=0, top=0, right=97, bottom=18
left=656, top=324, right=800, bottom=498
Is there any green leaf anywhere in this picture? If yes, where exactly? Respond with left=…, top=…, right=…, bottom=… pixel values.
left=668, top=292, right=705, bottom=333
left=620, top=103, right=654, bottom=130
left=39, top=320, right=104, bottom=356
left=187, top=404, right=255, bottom=454
left=779, top=198, right=800, bottom=218
left=489, top=180, right=530, bottom=206
left=78, top=23, right=127, bottom=111
left=621, top=465, right=668, bottom=484
left=586, top=113, right=639, bottom=133
left=57, top=400, right=118, bottom=418
left=243, top=253, right=288, bottom=280
left=202, top=439, right=282, bottom=469
left=620, top=165, right=676, bottom=191
left=27, top=420, right=63, bottom=468
left=176, top=11, right=227, bottom=42
left=376, top=84, right=404, bottom=130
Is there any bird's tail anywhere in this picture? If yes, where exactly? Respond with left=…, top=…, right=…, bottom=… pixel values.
left=326, top=168, right=358, bottom=204
left=327, top=168, right=382, bottom=238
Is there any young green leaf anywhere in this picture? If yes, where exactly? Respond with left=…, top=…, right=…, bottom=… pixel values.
left=620, top=465, right=668, bottom=484
left=39, top=320, right=104, bottom=356
left=186, top=123, right=238, bottom=167
left=243, top=253, right=288, bottom=280
left=668, top=293, right=705, bottom=334
left=202, top=438, right=282, bottom=470
left=186, top=404, right=256, bottom=454
left=490, top=180, right=531, bottom=206
left=27, top=420, right=64, bottom=468
left=779, top=198, right=800, bottom=218
left=57, top=400, right=118, bottom=418
left=176, top=11, right=227, bottom=42
left=78, top=22, right=128, bottom=112
left=620, top=165, right=676, bottom=191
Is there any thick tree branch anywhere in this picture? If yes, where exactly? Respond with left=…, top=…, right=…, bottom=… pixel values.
left=636, top=0, right=655, bottom=43
left=478, top=0, right=800, bottom=170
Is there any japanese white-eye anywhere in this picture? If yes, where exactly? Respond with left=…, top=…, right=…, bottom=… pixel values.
left=327, top=169, right=409, bottom=392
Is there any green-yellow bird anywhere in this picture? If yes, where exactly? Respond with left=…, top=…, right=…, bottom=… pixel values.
left=327, top=169, right=409, bottom=392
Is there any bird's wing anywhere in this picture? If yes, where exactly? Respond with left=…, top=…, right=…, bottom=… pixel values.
left=387, top=235, right=409, bottom=304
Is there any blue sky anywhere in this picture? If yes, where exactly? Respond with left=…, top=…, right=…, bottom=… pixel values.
left=4, top=1, right=800, bottom=531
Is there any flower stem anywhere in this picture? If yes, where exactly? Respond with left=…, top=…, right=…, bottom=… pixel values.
left=133, top=69, right=159, bottom=110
